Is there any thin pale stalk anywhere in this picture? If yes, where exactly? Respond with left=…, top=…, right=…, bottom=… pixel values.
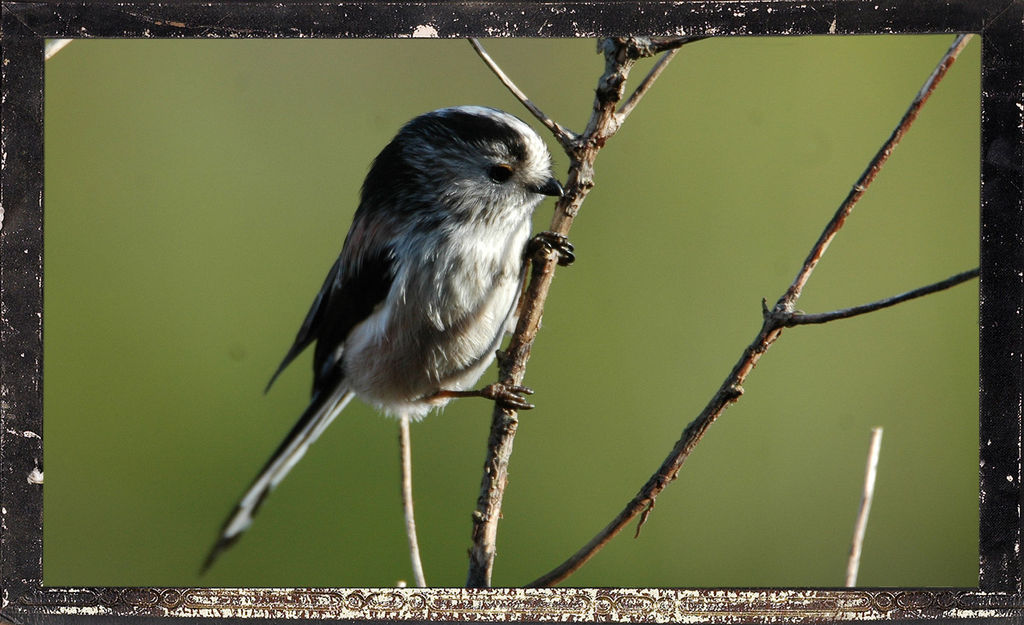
left=846, top=427, right=883, bottom=587
left=44, top=39, right=72, bottom=60
left=399, top=414, right=426, bottom=588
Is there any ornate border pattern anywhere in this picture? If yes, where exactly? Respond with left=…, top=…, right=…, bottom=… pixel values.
left=11, top=587, right=1024, bottom=621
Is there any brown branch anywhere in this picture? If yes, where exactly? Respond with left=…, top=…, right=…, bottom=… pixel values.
left=785, top=267, right=979, bottom=326
left=465, top=36, right=684, bottom=588
left=527, top=33, right=973, bottom=588
left=648, top=35, right=709, bottom=54
left=779, top=34, right=972, bottom=308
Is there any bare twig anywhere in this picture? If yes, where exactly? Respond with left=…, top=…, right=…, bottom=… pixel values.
left=468, top=38, right=578, bottom=149
left=399, top=414, right=426, bottom=587
left=786, top=268, right=979, bottom=326
left=779, top=33, right=972, bottom=307
left=616, top=37, right=707, bottom=127
left=846, top=427, right=883, bottom=587
left=466, top=36, right=686, bottom=588
left=648, top=35, right=709, bottom=54
left=528, top=33, right=973, bottom=588
left=618, top=49, right=681, bottom=122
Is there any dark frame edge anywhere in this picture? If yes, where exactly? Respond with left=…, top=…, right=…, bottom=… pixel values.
left=0, top=0, right=46, bottom=617
left=979, top=0, right=1024, bottom=597
left=0, top=0, right=1011, bottom=40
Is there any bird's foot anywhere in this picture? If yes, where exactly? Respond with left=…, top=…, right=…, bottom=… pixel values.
left=430, top=383, right=535, bottom=410
left=478, top=382, right=536, bottom=410
left=528, top=231, right=575, bottom=267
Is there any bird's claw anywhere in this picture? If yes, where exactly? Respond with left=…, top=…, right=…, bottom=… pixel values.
left=480, top=382, right=535, bottom=411
left=529, top=231, right=575, bottom=267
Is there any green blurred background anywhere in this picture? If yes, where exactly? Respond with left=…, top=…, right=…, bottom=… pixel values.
left=43, top=35, right=979, bottom=588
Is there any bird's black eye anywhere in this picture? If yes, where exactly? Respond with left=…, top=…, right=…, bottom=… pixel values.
left=488, top=164, right=514, bottom=184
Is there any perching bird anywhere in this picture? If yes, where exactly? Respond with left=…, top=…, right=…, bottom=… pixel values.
left=202, top=106, right=570, bottom=571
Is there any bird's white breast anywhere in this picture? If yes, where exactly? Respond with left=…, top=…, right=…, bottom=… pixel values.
left=341, top=209, right=533, bottom=419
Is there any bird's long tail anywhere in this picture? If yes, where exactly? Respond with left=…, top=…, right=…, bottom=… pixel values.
left=202, top=385, right=355, bottom=573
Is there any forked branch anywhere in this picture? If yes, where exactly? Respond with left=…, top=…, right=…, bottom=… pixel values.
left=528, top=33, right=975, bottom=588
left=784, top=268, right=979, bottom=326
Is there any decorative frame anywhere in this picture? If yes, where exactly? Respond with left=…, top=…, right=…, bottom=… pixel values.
left=1, top=0, right=1021, bottom=622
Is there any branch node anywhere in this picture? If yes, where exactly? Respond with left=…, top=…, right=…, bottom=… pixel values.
left=762, top=302, right=794, bottom=328
left=786, top=268, right=978, bottom=326
left=724, top=384, right=745, bottom=401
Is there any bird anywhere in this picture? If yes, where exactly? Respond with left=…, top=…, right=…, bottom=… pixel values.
left=202, top=105, right=572, bottom=572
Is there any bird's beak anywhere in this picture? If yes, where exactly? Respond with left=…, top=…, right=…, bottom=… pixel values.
left=531, top=177, right=564, bottom=198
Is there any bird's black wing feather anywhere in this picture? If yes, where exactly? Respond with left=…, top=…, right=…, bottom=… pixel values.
left=309, top=247, right=394, bottom=394
left=264, top=254, right=342, bottom=392
left=264, top=245, right=395, bottom=395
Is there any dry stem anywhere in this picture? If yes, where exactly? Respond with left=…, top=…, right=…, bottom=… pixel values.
left=468, top=38, right=577, bottom=149
left=399, top=414, right=426, bottom=587
left=786, top=268, right=979, bottom=326
left=846, top=427, right=884, bottom=587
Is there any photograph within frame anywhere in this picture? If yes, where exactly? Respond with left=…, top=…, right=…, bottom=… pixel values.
left=39, top=36, right=978, bottom=588
left=2, top=0, right=1023, bottom=622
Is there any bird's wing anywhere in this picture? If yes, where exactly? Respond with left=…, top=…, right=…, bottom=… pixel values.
left=264, top=239, right=395, bottom=395
left=264, top=254, right=343, bottom=393
left=309, top=245, right=394, bottom=394
left=202, top=385, right=355, bottom=573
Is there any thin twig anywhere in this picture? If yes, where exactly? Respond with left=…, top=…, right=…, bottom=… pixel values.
left=468, top=38, right=578, bottom=149
left=466, top=37, right=684, bottom=588
left=846, top=427, right=883, bottom=587
left=618, top=49, right=681, bottom=122
left=528, top=33, right=973, bottom=588
left=786, top=268, right=979, bottom=326
left=616, top=37, right=706, bottom=128
left=648, top=35, right=709, bottom=54
left=779, top=34, right=972, bottom=308
left=399, top=414, right=426, bottom=587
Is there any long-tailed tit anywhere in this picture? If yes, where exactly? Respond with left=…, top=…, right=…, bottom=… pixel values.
left=202, top=106, right=570, bottom=571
